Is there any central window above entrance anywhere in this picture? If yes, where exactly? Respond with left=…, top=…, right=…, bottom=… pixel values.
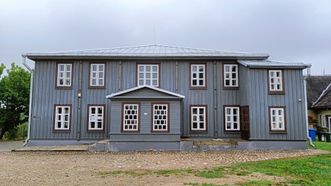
left=137, top=64, right=159, bottom=87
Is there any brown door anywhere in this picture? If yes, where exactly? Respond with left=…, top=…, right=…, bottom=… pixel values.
left=240, top=106, right=250, bottom=140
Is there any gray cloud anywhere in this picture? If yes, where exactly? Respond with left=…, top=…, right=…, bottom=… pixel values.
left=0, top=0, right=330, bottom=74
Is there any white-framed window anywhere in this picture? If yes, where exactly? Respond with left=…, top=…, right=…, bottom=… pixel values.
left=57, top=63, right=72, bottom=87
left=191, top=106, right=207, bottom=131
left=152, top=104, right=168, bottom=132
left=137, top=64, right=159, bottom=86
left=270, top=107, right=286, bottom=131
left=224, top=106, right=240, bottom=131
left=223, top=64, right=238, bottom=87
left=88, top=105, right=104, bottom=130
left=54, top=105, right=71, bottom=130
left=321, top=115, right=327, bottom=128
left=90, top=64, right=105, bottom=87
left=191, top=64, right=206, bottom=88
left=269, top=70, right=283, bottom=92
left=123, top=103, right=139, bottom=132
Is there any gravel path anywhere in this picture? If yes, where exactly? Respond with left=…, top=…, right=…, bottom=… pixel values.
left=0, top=149, right=327, bottom=186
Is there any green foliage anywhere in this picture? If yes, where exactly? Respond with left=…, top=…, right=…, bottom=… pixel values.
left=0, top=63, right=30, bottom=140
left=0, top=64, right=5, bottom=77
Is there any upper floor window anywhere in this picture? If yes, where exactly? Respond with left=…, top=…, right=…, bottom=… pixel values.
left=57, top=63, right=72, bottom=87
left=54, top=105, right=71, bottom=131
left=191, top=64, right=206, bottom=88
left=190, top=105, right=207, bottom=131
left=268, top=70, right=284, bottom=93
left=90, top=64, right=105, bottom=87
left=269, top=107, right=286, bottom=132
left=223, top=64, right=238, bottom=88
left=137, top=64, right=159, bottom=87
left=88, top=105, right=104, bottom=130
left=224, top=106, right=240, bottom=131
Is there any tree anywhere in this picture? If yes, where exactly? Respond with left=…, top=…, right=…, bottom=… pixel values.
left=0, top=63, right=30, bottom=139
left=0, top=64, right=5, bottom=77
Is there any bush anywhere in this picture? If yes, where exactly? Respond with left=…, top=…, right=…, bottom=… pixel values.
left=2, top=123, right=27, bottom=141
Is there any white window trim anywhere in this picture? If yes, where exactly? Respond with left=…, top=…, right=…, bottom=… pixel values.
left=190, top=106, right=207, bottom=131
left=88, top=105, right=104, bottom=130
left=223, top=64, right=239, bottom=87
left=191, top=64, right=206, bottom=87
left=224, top=106, right=240, bottom=131
left=270, top=107, right=286, bottom=131
left=57, top=63, right=72, bottom=87
left=122, top=103, right=139, bottom=132
left=137, top=64, right=159, bottom=87
left=90, top=64, right=105, bottom=87
left=152, top=104, right=169, bottom=132
left=269, top=70, right=283, bottom=92
left=54, top=105, right=71, bottom=130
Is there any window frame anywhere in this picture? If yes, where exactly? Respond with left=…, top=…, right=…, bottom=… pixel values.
left=190, top=105, right=208, bottom=133
left=223, top=63, right=239, bottom=89
left=224, top=106, right=241, bottom=132
left=53, top=104, right=72, bottom=131
left=190, top=63, right=207, bottom=89
left=269, top=106, right=287, bottom=133
left=121, top=102, right=140, bottom=132
left=56, top=63, right=73, bottom=88
left=268, top=70, right=285, bottom=94
left=89, top=63, right=106, bottom=88
left=151, top=103, right=170, bottom=133
left=87, top=104, right=105, bottom=131
left=136, top=64, right=160, bottom=87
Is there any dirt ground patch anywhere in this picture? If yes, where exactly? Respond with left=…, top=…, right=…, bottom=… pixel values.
left=0, top=149, right=327, bottom=186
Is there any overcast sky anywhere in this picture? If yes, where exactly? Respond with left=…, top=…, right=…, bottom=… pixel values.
left=0, top=0, right=330, bottom=75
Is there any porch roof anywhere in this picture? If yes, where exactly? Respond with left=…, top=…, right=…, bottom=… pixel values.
left=106, top=85, right=185, bottom=99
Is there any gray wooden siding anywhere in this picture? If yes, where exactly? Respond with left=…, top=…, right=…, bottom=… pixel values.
left=109, top=100, right=181, bottom=141
left=30, top=60, right=306, bottom=141
left=248, top=69, right=307, bottom=140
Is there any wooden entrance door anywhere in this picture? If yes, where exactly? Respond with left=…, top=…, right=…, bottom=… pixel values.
left=240, top=106, right=250, bottom=140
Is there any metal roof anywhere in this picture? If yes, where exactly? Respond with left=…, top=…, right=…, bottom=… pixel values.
left=23, top=44, right=269, bottom=60
left=106, top=85, right=185, bottom=99
left=238, top=60, right=311, bottom=69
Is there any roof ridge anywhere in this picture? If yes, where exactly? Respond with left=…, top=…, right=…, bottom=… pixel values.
left=39, top=44, right=264, bottom=55
left=312, top=81, right=331, bottom=107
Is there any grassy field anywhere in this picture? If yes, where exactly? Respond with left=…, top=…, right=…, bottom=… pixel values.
left=101, top=142, right=331, bottom=186
left=193, top=142, right=331, bottom=185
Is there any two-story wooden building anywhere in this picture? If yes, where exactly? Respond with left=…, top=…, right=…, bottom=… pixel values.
left=23, top=45, right=310, bottom=151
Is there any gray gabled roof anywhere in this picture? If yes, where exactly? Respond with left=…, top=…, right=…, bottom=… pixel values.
left=24, top=44, right=269, bottom=60
left=238, top=60, right=310, bottom=69
left=306, top=76, right=331, bottom=109
left=106, top=85, right=185, bottom=99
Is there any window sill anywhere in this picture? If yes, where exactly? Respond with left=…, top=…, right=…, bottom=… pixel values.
left=269, top=131, right=287, bottom=134
left=223, top=87, right=239, bottom=90
left=268, top=91, right=285, bottom=95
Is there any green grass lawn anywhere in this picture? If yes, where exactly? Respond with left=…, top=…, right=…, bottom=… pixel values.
left=195, top=142, right=331, bottom=186
left=98, top=142, right=331, bottom=186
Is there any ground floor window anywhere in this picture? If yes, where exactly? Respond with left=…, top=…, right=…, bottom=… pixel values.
left=269, top=107, right=286, bottom=131
left=224, top=106, right=240, bottom=131
left=190, top=105, right=207, bottom=131
left=122, top=103, right=139, bottom=132
left=152, top=103, right=169, bottom=132
left=54, top=105, right=71, bottom=130
left=88, top=105, right=104, bottom=130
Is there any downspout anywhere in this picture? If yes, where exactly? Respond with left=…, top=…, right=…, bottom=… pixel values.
left=304, top=76, right=315, bottom=148
left=22, top=55, right=33, bottom=146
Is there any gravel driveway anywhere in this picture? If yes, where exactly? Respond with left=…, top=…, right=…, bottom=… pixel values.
left=0, top=149, right=327, bottom=186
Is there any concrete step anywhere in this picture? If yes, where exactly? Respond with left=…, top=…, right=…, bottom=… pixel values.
left=12, top=145, right=89, bottom=152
